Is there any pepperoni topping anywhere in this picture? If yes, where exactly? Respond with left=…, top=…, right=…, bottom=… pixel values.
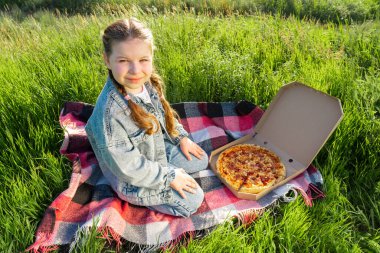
left=216, top=144, right=285, bottom=192
left=260, top=176, right=270, bottom=185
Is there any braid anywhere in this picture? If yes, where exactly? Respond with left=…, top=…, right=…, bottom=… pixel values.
left=109, top=71, right=159, bottom=135
left=150, top=72, right=180, bottom=138
left=128, top=100, right=159, bottom=135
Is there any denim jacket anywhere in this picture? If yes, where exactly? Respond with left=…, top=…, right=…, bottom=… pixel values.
left=85, top=77, right=189, bottom=206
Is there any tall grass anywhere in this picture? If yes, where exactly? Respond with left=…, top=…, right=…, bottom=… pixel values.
left=1, top=0, right=380, bottom=24
left=0, top=5, right=379, bottom=252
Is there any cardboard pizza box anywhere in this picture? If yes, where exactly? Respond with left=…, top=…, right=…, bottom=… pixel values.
left=209, top=81, right=344, bottom=200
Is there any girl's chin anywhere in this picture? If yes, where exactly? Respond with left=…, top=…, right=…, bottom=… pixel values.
left=125, top=79, right=145, bottom=86
left=123, top=84, right=144, bottom=93
left=122, top=80, right=143, bottom=86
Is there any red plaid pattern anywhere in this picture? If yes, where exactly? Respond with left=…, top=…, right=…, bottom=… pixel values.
left=27, top=101, right=324, bottom=252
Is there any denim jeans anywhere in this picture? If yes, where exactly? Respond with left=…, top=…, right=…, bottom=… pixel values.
left=147, top=139, right=209, bottom=217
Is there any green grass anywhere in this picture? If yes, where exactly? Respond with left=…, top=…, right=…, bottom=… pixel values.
left=1, top=0, right=380, bottom=24
left=0, top=4, right=379, bottom=252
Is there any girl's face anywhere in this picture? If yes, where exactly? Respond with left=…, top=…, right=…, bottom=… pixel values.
left=104, top=38, right=153, bottom=94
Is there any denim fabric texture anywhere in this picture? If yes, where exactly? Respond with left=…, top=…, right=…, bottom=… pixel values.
left=85, top=77, right=207, bottom=211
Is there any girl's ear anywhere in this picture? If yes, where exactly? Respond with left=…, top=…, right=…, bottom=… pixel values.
left=103, top=52, right=111, bottom=69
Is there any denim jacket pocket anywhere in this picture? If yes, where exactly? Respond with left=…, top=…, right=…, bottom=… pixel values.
left=123, top=182, right=138, bottom=196
left=122, top=182, right=172, bottom=206
left=128, top=129, right=148, bottom=146
left=121, top=183, right=140, bottom=205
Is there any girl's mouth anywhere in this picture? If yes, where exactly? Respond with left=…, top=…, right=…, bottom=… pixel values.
left=127, top=77, right=142, bottom=83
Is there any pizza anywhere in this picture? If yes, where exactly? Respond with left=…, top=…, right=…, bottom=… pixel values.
left=216, top=144, right=286, bottom=194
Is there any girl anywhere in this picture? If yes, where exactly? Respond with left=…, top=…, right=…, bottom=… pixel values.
left=85, top=18, right=209, bottom=218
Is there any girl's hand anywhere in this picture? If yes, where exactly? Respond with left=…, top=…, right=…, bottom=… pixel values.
left=179, top=137, right=205, bottom=161
left=170, top=169, right=198, bottom=199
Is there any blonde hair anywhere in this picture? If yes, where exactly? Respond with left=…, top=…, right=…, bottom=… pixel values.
left=103, top=18, right=179, bottom=137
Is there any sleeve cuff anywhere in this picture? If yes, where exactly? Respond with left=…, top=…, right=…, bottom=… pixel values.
left=164, top=166, right=177, bottom=189
left=173, top=130, right=189, bottom=145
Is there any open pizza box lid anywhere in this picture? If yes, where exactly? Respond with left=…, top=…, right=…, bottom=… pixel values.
left=209, top=81, right=344, bottom=200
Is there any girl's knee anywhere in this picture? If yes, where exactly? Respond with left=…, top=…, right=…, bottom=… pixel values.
left=196, top=153, right=208, bottom=170
left=189, top=186, right=205, bottom=211
left=184, top=153, right=209, bottom=174
left=177, top=187, right=204, bottom=217
left=150, top=188, right=204, bottom=218
left=199, top=152, right=209, bottom=170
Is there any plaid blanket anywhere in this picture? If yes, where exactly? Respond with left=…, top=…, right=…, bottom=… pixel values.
left=27, top=101, right=325, bottom=252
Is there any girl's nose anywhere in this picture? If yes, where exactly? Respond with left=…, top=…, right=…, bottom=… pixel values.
left=129, top=62, right=140, bottom=74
